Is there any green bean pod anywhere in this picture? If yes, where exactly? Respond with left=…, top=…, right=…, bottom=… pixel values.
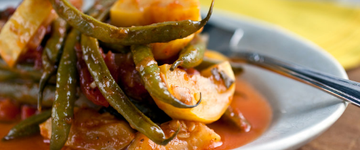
left=81, top=35, right=177, bottom=145
left=171, top=34, right=208, bottom=71
left=223, top=107, right=251, bottom=132
left=0, top=70, right=16, bottom=81
left=2, top=110, right=51, bottom=141
left=0, top=69, right=39, bottom=82
left=0, top=82, right=54, bottom=107
left=38, top=54, right=55, bottom=111
left=49, top=0, right=214, bottom=45
left=89, top=0, right=131, bottom=54
left=0, top=60, right=45, bottom=82
left=0, top=59, right=56, bottom=83
left=50, top=29, right=79, bottom=150
left=38, top=18, right=68, bottom=111
left=0, top=67, right=56, bottom=83
left=131, top=45, right=200, bottom=108
left=99, top=41, right=130, bottom=54
left=44, top=18, right=68, bottom=64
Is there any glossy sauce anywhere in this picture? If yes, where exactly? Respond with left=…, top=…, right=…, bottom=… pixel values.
left=0, top=78, right=272, bottom=149
left=209, top=78, right=273, bottom=149
left=0, top=122, right=49, bottom=150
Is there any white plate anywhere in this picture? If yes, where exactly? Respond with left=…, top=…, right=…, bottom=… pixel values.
left=204, top=10, right=347, bottom=149
left=0, top=1, right=347, bottom=149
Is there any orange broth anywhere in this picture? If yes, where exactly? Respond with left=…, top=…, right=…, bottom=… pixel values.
left=0, top=78, right=272, bottom=149
left=208, top=78, right=273, bottom=149
left=0, top=122, right=49, bottom=149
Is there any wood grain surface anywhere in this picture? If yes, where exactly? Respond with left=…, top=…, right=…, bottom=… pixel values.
left=299, top=68, right=360, bottom=150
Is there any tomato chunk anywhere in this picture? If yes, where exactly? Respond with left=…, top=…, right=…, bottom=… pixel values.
left=110, top=0, right=201, bottom=60
left=0, top=99, right=20, bottom=122
left=75, top=44, right=109, bottom=107
left=21, top=105, right=37, bottom=120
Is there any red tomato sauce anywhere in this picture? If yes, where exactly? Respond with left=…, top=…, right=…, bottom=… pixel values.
left=0, top=78, right=272, bottom=149
left=209, top=78, right=273, bottom=149
left=0, top=122, right=49, bottom=150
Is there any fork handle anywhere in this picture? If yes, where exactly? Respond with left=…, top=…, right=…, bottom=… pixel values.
left=230, top=52, right=360, bottom=106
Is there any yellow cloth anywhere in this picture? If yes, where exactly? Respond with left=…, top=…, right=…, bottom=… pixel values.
left=200, top=0, right=360, bottom=69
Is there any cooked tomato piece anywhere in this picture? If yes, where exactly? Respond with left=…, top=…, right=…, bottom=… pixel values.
left=129, top=120, right=222, bottom=149
left=75, top=43, right=109, bottom=107
left=18, top=45, right=44, bottom=70
left=40, top=108, right=135, bottom=149
left=0, top=7, right=16, bottom=30
left=115, top=53, right=149, bottom=100
left=0, top=99, right=20, bottom=122
left=0, top=7, right=16, bottom=21
left=69, top=0, right=83, bottom=10
left=21, top=105, right=37, bottom=120
left=104, top=51, right=119, bottom=83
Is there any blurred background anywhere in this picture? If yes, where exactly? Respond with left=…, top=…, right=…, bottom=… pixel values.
left=198, top=0, right=360, bottom=149
left=200, top=0, right=360, bottom=70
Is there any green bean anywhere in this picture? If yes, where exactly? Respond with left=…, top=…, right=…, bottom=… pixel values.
left=223, top=107, right=251, bottom=132
left=38, top=18, right=68, bottom=111
left=0, top=70, right=15, bottom=81
left=210, top=67, right=235, bottom=89
left=0, top=59, right=44, bottom=82
left=38, top=54, right=55, bottom=111
left=220, top=70, right=235, bottom=89
left=0, top=82, right=54, bottom=107
left=44, top=18, right=68, bottom=64
left=2, top=110, right=51, bottom=141
left=99, top=96, right=173, bottom=124
left=131, top=45, right=200, bottom=108
left=99, top=41, right=130, bottom=54
left=89, top=0, right=131, bottom=54
left=0, top=59, right=56, bottom=83
left=0, top=69, right=37, bottom=82
left=50, top=29, right=79, bottom=150
left=39, top=0, right=113, bottom=110
left=81, top=35, right=176, bottom=145
left=0, top=66, right=56, bottom=83
left=171, top=34, right=208, bottom=71
left=50, top=0, right=214, bottom=45
left=87, top=0, right=130, bottom=54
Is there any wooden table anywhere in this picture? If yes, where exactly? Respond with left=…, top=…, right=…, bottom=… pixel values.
left=299, top=68, right=360, bottom=150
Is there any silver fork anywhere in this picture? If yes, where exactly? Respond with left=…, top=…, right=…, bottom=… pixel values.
left=222, top=28, right=359, bottom=106
left=226, top=51, right=360, bottom=107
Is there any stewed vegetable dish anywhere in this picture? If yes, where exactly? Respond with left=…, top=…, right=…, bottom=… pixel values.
left=0, top=0, right=272, bottom=149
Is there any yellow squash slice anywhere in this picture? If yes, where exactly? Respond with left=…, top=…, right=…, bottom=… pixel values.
left=0, top=0, right=56, bottom=67
left=154, top=61, right=235, bottom=124
left=110, top=0, right=201, bottom=60
left=128, top=120, right=222, bottom=149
